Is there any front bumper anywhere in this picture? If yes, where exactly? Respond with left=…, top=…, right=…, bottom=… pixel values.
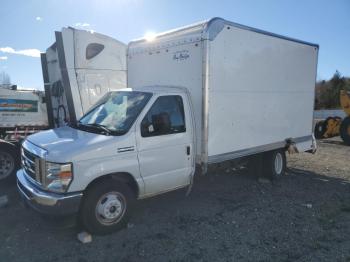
left=17, top=169, right=83, bottom=216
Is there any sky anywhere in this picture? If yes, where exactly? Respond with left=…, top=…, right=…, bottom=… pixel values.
left=0, top=0, right=349, bottom=90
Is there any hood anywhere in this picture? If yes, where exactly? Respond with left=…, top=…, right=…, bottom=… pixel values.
left=27, top=126, right=131, bottom=162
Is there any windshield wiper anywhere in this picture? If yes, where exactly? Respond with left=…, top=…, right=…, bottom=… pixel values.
left=80, top=123, right=112, bottom=135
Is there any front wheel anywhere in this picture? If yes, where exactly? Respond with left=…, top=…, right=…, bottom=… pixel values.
left=263, top=150, right=286, bottom=179
left=79, top=180, right=134, bottom=235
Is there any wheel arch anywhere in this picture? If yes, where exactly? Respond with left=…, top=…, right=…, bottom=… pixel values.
left=84, top=172, right=140, bottom=199
left=0, top=139, right=18, bottom=149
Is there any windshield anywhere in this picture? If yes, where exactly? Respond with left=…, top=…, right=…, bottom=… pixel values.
left=77, top=91, right=152, bottom=135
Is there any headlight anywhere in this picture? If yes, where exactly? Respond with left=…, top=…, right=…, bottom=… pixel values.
left=45, top=162, right=73, bottom=193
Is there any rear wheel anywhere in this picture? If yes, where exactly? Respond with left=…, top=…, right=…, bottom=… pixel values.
left=0, top=143, right=18, bottom=181
left=79, top=180, right=134, bottom=235
left=263, top=150, right=286, bottom=179
left=340, top=116, right=350, bottom=146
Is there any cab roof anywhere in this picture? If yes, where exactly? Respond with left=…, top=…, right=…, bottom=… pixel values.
left=119, top=86, right=187, bottom=95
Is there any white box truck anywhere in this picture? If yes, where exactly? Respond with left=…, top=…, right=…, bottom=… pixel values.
left=17, top=18, right=318, bottom=235
left=0, top=27, right=127, bottom=181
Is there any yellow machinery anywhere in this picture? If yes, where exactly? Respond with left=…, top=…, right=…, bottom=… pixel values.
left=340, top=90, right=350, bottom=116
left=314, top=90, right=350, bottom=145
left=339, top=90, right=350, bottom=145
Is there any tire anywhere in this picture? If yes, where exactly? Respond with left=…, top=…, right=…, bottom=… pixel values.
left=79, top=179, right=134, bottom=235
left=314, top=120, right=326, bottom=139
left=0, top=142, right=19, bottom=181
left=263, top=150, right=286, bottom=179
left=340, top=116, right=350, bottom=146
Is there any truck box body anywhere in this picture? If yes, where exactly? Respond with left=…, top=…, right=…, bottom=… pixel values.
left=128, top=18, right=318, bottom=166
left=0, top=87, right=48, bottom=128
left=41, top=27, right=127, bottom=127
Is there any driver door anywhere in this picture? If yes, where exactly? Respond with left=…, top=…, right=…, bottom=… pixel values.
left=136, top=94, right=193, bottom=196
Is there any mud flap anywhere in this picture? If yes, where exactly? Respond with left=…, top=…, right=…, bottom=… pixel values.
left=306, top=134, right=317, bottom=154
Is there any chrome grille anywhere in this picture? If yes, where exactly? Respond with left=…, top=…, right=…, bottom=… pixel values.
left=21, top=147, right=40, bottom=183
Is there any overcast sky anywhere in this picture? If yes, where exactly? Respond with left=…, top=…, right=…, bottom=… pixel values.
left=0, top=0, right=349, bottom=89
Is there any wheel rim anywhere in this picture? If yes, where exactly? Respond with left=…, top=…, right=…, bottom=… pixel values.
left=274, top=153, right=283, bottom=175
left=0, top=151, right=15, bottom=180
left=95, top=192, right=126, bottom=225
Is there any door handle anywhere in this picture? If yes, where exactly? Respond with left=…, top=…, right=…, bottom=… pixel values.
left=186, top=146, right=190, bottom=156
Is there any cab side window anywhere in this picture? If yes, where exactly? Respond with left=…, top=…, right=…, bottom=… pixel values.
left=141, top=95, right=186, bottom=137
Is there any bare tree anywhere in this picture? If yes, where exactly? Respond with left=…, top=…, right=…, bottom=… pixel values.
left=0, top=71, right=11, bottom=86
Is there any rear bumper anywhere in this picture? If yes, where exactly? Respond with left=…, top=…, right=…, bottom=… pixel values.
left=16, top=169, right=82, bottom=216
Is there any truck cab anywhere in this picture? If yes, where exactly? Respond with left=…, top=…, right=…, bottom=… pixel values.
left=17, top=86, right=196, bottom=234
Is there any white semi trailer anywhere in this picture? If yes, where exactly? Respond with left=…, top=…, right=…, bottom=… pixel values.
left=0, top=27, right=126, bottom=180
left=41, top=27, right=127, bottom=128
left=17, top=18, right=318, bottom=235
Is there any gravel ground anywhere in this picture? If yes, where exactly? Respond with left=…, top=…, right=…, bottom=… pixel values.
left=0, top=137, right=349, bottom=262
